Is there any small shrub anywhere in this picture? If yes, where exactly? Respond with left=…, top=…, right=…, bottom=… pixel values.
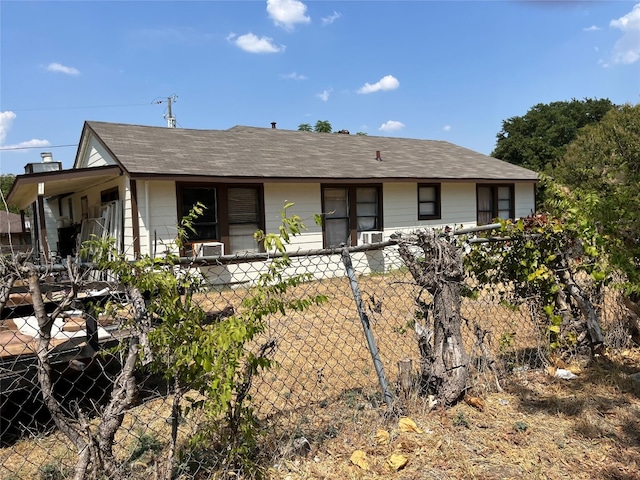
left=129, top=431, right=163, bottom=462
left=39, top=462, right=71, bottom=480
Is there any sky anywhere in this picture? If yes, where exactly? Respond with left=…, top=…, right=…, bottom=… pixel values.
left=0, top=0, right=639, bottom=175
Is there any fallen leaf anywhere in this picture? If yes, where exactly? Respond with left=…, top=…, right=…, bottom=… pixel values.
left=350, top=450, right=369, bottom=470
left=398, top=417, right=423, bottom=433
left=374, top=428, right=390, bottom=446
left=464, top=396, right=485, bottom=412
left=387, top=453, right=409, bottom=471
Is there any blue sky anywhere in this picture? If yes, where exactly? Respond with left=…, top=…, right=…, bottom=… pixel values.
left=1, top=0, right=639, bottom=175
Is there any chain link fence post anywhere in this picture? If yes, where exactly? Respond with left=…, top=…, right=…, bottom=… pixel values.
left=341, top=246, right=394, bottom=409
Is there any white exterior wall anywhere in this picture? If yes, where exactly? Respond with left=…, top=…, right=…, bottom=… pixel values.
left=514, top=182, right=536, bottom=219
left=383, top=182, right=479, bottom=237
left=135, top=181, right=178, bottom=257
left=77, top=137, right=116, bottom=168
left=263, top=183, right=324, bottom=250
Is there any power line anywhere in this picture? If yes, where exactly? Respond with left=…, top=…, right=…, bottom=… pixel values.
left=0, top=144, right=77, bottom=151
left=4, top=101, right=157, bottom=113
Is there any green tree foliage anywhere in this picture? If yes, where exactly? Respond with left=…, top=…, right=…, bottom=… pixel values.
left=89, top=202, right=327, bottom=477
left=552, top=103, right=640, bottom=292
left=1, top=174, right=18, bottom=213
left=314, top=120, right=332, bottom=133
left=299, top=120, right=364, bottom=135
left=465, top=179, right=607, bottom=353
left=492, top=98, right=615, bottom=172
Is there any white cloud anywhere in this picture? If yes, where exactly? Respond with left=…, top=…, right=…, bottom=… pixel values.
left=1, top=139, right=51, bottom=151
left=357, top=75, right=400, bottom=94
left=281, top=72, right=307, bottom=80
left=46, top=62, right=80, bottom=75
left=0, top=111, right=17, bottom=144
left=317, top=89, right=332, bottom=102
left=267, top=0, right=311, bottom=30
left=379, top=120, right=405, bottom=132
left=321, top=11, right=341, bottom=26
left=583, top=25, right=601, bottom=32
left=0, top=111, right=50, bottom=151
left=443, top=125, right=452, bottom=132
left=609, top=3, right=640, bottom=65
left=227, top=33, right=284, bottom=53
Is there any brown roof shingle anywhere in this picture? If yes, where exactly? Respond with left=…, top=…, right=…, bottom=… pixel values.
left=84, top=121, right=538, bottom=182
left=0, top=211, right=28, bottom=234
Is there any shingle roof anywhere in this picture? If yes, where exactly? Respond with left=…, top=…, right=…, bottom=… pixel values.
left=0, top=211, right=28, bottom=234
left=84, top=121, right=538, bottom=182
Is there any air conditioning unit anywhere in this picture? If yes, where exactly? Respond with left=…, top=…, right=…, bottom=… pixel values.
left=192, top=241, right=224, bottom=257
left=359, top=231, right=384, bottom=245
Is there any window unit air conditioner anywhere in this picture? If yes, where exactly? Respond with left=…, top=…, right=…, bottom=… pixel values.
left=359, top=231, right=384, bottom=245
left=193, top=241, right=224, bottom=257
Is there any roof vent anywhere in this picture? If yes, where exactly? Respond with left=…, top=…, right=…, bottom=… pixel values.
left=271, top=122, right=277, bottom=129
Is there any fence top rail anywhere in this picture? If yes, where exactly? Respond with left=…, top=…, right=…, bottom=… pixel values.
left=5, top=240, right=398, bottom=272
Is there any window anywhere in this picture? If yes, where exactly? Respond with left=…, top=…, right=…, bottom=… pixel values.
left=177, top=184, right=263, bottom=255
left=180, top=186, right=219, bottom=242
left=100, top=187, right=119, bottom=204
left=322, top=185, right=382, bottom=247
left=477, top=184, right=514, bottom=225
left=418, top=184, right=441, bottom=220
left=228, top=187, right=261, bottom=254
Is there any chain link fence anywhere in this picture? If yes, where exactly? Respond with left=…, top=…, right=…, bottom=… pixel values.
left=0, top=242, right=630, bottom=479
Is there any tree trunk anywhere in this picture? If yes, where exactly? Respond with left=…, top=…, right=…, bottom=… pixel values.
left=621, top=294, right=640, bottom=346
left=397, top=230, right=469, bottom=406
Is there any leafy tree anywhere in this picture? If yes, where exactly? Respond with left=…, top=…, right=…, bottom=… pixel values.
left=299, top=121, right=364, bottom=135
left=492, top=98, right=615, bottom=172
left=1, top=174, right=18, bottom=213
left=356, top=132, right=368, bottom=136
left=314, top=120, right=332, bottom=133
left=551, top=103, right=640, bottom=340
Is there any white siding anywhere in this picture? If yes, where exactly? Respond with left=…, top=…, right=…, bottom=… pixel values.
left=77, top=136, right=117, bottom=168
left=515, top=182, right=536, bottom=219
left=383, top=182, right=478, bottom=237
left=136, top=181, right=178, bottom=257
left=263, top=183, right=324, bottom=250
left=122, top=178, right=136, bottom=260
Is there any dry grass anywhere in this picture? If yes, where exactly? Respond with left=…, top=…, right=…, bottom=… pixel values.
left=263, top=348, right=640, bottom=480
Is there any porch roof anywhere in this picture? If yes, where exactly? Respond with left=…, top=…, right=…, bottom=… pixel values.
left=7, top=165, right=122, bottom=210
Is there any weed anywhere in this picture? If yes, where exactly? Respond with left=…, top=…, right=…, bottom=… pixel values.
left=129, top=431, right=163, bottom=462
left=453, top=411, right=470, bottom=428
left=39, top=462, right=71, bottom=480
